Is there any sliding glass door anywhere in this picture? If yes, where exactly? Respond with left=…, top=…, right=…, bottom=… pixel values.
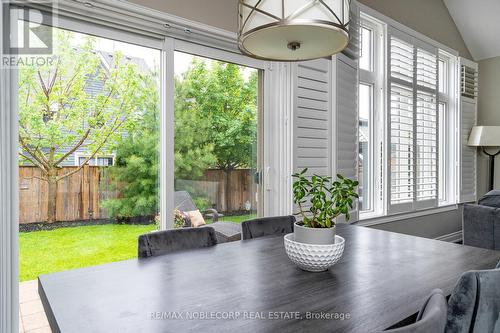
left=15, top=16, right=267, bottom=285
left=5, top=4, right=273, bottom=331
left=172, top=49, right=262, bottom=227
left=16, top=21, right=162, bottom=281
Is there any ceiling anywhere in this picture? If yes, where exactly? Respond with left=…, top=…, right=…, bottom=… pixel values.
left=444, top=0, right=500, bottom=61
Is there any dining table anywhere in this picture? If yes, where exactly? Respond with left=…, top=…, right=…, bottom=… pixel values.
left=38, top=223, right=500, bottom=332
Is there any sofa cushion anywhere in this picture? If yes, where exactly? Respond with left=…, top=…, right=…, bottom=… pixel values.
left=478, top=190, right=500, bottom=208
left=186, top=210, right=206, bottom=228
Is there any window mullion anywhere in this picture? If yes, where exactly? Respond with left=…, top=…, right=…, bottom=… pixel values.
left=435, top=53, right=440, bottom=207
left=412, top=43, right=418, bottom=210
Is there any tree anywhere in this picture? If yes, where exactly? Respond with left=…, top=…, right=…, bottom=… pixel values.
left=100, top=83, right=160, bottom=218
left=18, top=29, right=149, bottom=222
left=174, top=74, right=217, bottom=180
left=101, top=73, right=216, bottom=219
left=177, top=59, right=258, bottom=211
left=181, top=60, right=258, bottom=170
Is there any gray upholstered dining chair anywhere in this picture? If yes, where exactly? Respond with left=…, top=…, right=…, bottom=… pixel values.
left=138, top=227, right=217, bottom=258
left=373, top=289, right=447, bottom=333
left=445, top=262, right=500, bottom=333
left=241, top=215, right=295, bottom=240
left=463, top=190, right=500, bottom=250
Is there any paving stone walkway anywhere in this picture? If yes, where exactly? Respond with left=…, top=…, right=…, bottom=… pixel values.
left=19, top=280, right=51, bottom=333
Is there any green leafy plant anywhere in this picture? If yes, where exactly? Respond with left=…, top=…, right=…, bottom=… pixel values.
left=18, top=30, right=153, bottom=222
left=292, top=168, right=359, bottom=228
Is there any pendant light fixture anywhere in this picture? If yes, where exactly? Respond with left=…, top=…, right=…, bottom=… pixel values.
left=238, top=0, right=351, bottom=61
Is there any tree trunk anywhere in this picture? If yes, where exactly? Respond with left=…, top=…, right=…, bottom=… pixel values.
left=47, top=174, right=58, bottom=223
left=224, top=170, right=230, bottom=214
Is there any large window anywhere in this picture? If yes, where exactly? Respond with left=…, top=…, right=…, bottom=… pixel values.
left=388, top=35, right=439, bottom=212
left=358, top=12, right=458, bottom=219
left=358, top=14, right=383, bottom=217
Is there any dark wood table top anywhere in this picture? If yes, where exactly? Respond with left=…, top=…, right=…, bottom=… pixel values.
left=38, top=224, right=500, bottom=333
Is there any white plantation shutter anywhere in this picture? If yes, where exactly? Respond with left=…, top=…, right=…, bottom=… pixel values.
left=292, top=46, right=359, bottom=222
left=388, top=28, right=438, bottom=213
left=342, top=0, right=360, bottom=60
left=459, top=58, right=478, bottom=202
left=293, top=58, right=332, bottom=178
left=390, top=82, right=414, bottom=208
left=334, top=53, right=359, bottom=222
left=415, top=47, right=438, bottom=208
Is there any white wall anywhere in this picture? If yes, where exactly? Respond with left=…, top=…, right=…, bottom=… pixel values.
left=477, top=56, right=500, bottom=197
left=128, top=0, right=472, bottom=60
left=358, top=0, right=472, bottom=59
left=370, top=207, right=463, bottom=240
left=127, top=0, right=237, bottom=32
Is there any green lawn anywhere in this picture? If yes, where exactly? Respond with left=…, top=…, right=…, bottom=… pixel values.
left=218, top=213, right=256, bottom=224
left=19, top=224, right=157, bottom=281
left=19, top=213, right=256, bottom=282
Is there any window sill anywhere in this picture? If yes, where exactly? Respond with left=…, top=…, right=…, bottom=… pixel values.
left=355, top=204, right=459, bottom=227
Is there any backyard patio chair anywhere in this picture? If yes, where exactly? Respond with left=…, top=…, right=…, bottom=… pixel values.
left=174, top=191, right=241, bottom=243
left=138, top=227, right=217, bottom=258
left=241, top=215, right=295, bottom=240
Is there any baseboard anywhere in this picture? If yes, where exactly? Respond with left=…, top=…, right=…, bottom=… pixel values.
left=435, top=230, right=462, bottom=243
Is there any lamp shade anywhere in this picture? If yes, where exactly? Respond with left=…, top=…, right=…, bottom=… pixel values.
left=468, top=126, right=500, bottom=147
left=238, top=0, right=350, bottom=61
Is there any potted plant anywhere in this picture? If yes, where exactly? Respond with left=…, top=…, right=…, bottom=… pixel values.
left=292, top=168, right=359, bottom=245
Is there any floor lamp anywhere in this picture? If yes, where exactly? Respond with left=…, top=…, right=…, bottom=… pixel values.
left=468, top=126, right=500, bottom=191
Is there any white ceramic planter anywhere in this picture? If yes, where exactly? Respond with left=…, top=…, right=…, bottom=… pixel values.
left=284, top=233, right=345, bottom=272
left=293, top=222, right=336, bottom=245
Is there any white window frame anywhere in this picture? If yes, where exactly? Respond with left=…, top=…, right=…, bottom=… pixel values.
left=0, top=4, right=19, bottom=331
left=358, top=3, right=460, bottom=221
left=358, top=13, right=385, bottom=219
left=165, top=39, right=272, bottom=229
left=387, top=28, right=440, bottom=214
left=438, top=51, right=459, bottom=206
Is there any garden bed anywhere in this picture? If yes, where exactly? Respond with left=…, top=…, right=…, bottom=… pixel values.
left=19, top=216, right=156, bottom=232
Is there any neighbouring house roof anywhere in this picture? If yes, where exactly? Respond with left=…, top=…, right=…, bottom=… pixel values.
left=98, top=51, right=150, bottom=73
left=20, top=50, right=152, bottom=167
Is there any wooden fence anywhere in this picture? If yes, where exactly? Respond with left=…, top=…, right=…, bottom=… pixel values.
left=19, top=167, right=256, bottom=224
left=19, top=166, right=115, bottom=224
left=177, top=169, right=257, bottom=213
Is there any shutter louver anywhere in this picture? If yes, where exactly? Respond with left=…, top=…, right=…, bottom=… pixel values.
left=390, top=83, right=415, bottom=205
left=390, top=38, right=414, bottom=82
left=389, top=35, right=415, bottom=208
left=416, top=48, right=438, bottom=206
left=416, top=91, right=438, bottom=201
left=460, top=100, right=476, bottom=201
left=388, top=29, right=438, bottom=213
left=342, top=0, right=360, bottom=60
left=459, top=57, right=478, bottom=203
left=461, top=65, right=478, bottom=99
left=293, top=58, right=331, bottom=178
left=334, top=54, right=359, bottom=222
